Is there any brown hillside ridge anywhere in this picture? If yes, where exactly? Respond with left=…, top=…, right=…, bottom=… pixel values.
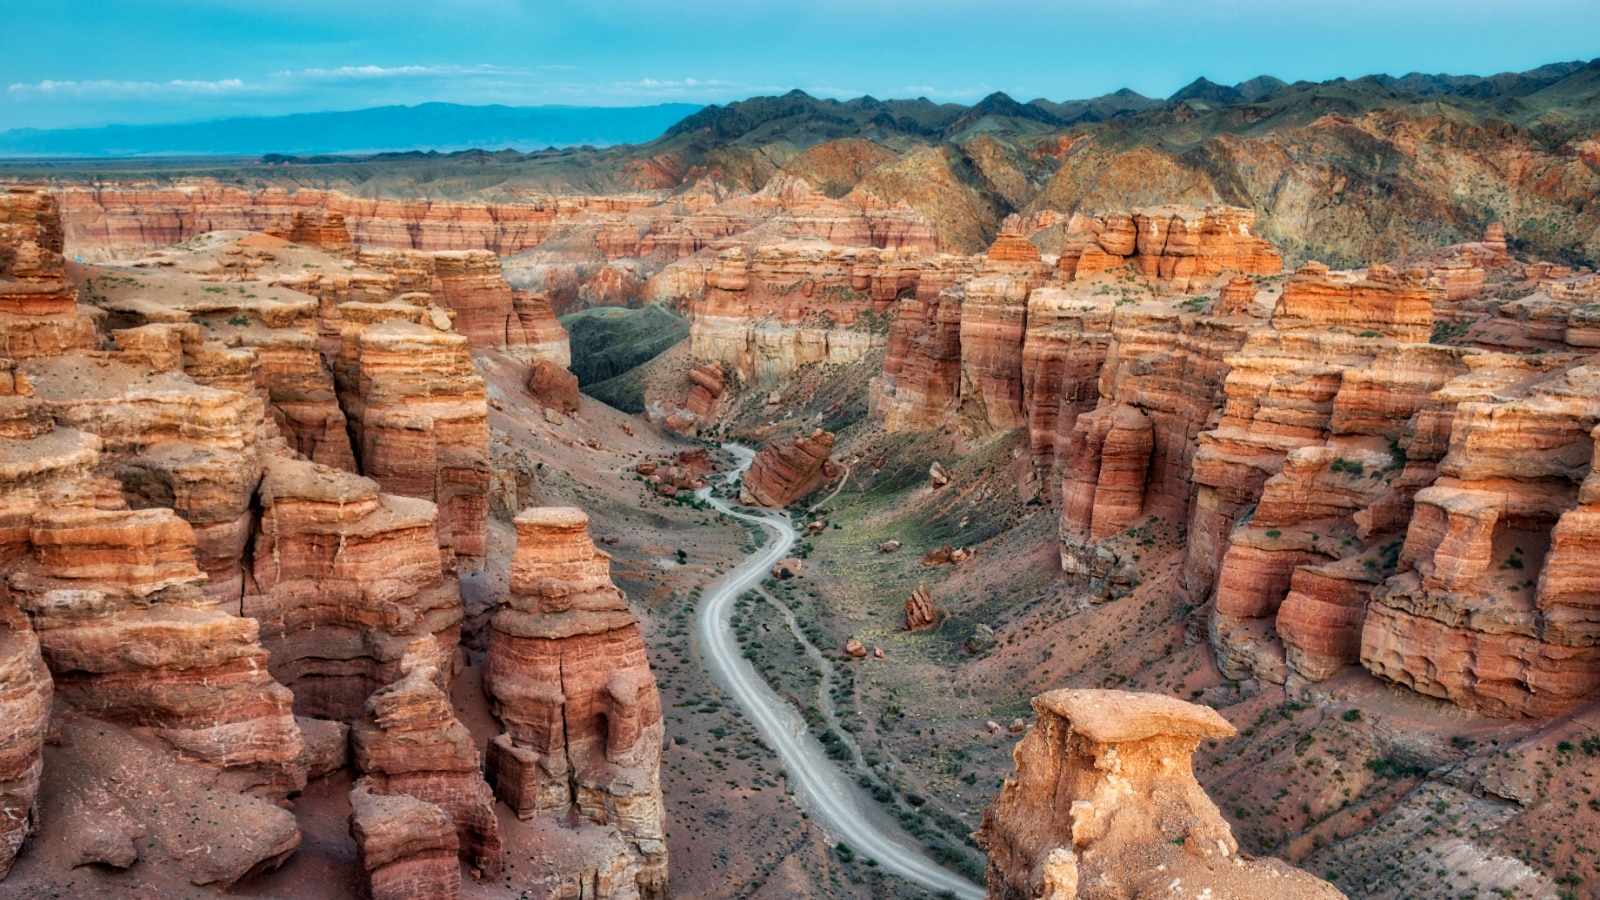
left=978, top=689, right=1347, bottom=900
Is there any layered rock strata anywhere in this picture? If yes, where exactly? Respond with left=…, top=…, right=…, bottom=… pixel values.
left=352, top=643, right=502, bottom=876
left=56, top=181, right=936, bottom=261
left=336, top=303, right=491, bottom=564
left=246, top=457, right=463, bottom=720
left=691, top=242, right=977, bottom=388
left=739, top=429, right=837, bottom=507
left=977, top=689, right=1345, bottom=900
left=482, top=507, right=668, bottom=900
left=349, top=779, right=462, bottom=900
left=0, top=188, right=98, bottom=360
left=0, top=599, right=50, bottom=879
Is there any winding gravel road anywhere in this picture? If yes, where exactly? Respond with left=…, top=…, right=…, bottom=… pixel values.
left=694, top=445, right=986, bottom=900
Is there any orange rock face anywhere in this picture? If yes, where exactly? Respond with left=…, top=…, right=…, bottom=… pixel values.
left=0, top=188, right=98, bottom=360
left=0, top=602, right=50, bottom=879
left=739, top=429, right=837, bottom=507
left=978, top=690, right=1345, bottom=900
left=481, top=508, right=667, bottom=899
left=348, top=779, right=462, bottom=900
left=691, top=242, right=969, bottom=389
left=1055, top=206, right=1283, bottom=292
left=526, top=358, right=581, bottom=413
left=684, top=360, right=725, bottom=418
left=338, top=312, right=490, bottom=563
left=352, top=643, right=502, bottom=876
left=246, top=457, right=462, bottom=720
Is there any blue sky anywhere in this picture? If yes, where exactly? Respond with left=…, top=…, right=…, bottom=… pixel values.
left=4, top=0, right=1598, bottom=130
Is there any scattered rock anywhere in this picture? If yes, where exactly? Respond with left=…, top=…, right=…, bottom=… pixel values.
left=985, top=720, right=1003, bottom=736
left=877, top=540, right=901, bottom=554
left=772, top=558, right=802, bottom=578
left=872, top=646, right=885, bottom=659
left=542, top=407, right=565, bottom=425
left=844, top=638, right=867, bottom=659
left=903, top=585, right=940, bottom=631
left=928, top=461, right=950, bottom=486
left=966, top=623, right=997, bottom=654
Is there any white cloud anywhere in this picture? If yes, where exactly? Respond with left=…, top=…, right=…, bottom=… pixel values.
left=7, top=78, right=247, bottom=97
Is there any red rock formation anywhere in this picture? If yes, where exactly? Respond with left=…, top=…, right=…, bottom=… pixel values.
left=978, top=690, right=1344, bottom=900
left=684, top=360, right=726, bottom=418
left=349, top=779, right=462, bottom=900
left=0, top=599, right=50, bottom=879
left=12, top=493, right=306, bottom=795
left=0, top=188, right=98, bottom=360
left=871, top=255, right=984, bottom=430
left=285, top=210, right=353, bottom=254
left=246, top=457, right=462, bottom=720
left=958, top=250, right=1054, bottom=433
left=740, top=429, right=836, bottom=507
left=527, top=358, right=581, bottom=413
left=1055, top=206, right=1282, bottom=292
left=482, top=507, right=667, bottom=899
left=337, top=308, right=490, bottom=563
left=352, top=642, right=502, bottom=875
left=1059, top=403, right=1154, bottom=543
left=903, top=585, right=939, bottom=631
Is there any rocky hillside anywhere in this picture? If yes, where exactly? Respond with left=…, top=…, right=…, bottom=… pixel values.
left=8, top=57, right=1599, bottom=272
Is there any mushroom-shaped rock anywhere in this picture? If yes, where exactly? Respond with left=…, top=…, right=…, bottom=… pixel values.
left=978, top=689, right=1345, bottom=900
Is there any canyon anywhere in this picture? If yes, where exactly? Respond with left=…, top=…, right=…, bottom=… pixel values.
left=2, top=58, right=1600, bottom=900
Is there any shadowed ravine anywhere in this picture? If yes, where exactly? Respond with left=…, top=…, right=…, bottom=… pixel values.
left=694, top=445, right=987, bottom=900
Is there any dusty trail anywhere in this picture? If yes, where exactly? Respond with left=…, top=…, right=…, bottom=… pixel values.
left=694, top=445, right=986, bottom=900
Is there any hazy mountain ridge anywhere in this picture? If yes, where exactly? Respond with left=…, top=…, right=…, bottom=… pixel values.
left=0, top=101, right=706, bottom=157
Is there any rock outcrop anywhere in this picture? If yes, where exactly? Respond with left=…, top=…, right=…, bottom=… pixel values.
left=352, top=642, right=502, bottom=876
left=349, top=779, right=462, bottom=900
left=246, top=457, right=462, bottom=720
left=978, top=689, right=1345, bottom=900
left=903, top=585, right=940, bottom=631
left=0, top=188, right=98, bottom=360
left=482, top=507, right=668, bottom=899
left=692, top=242, right=975, bottom=388
left=739, top=429, right=837, bottom=507
left=336, top=306, right=490, bottom=563
left=0, top=600, right=49, bottom=879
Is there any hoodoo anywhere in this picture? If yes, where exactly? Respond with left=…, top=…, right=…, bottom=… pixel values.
left=979, top=690, right=1345, bottom=900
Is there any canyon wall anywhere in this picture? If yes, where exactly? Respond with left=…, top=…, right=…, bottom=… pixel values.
left=0, top=187, right=667, bottom=896
left=690, top=242, right=977, bottom=388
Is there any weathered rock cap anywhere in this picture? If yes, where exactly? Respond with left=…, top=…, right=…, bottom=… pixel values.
left=513, top=506, right=590, bottom=531
left=1033, top=689, right=1236, bottom=743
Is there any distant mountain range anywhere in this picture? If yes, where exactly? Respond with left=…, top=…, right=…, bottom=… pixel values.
left=0, top=102, right=707, bottom=158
